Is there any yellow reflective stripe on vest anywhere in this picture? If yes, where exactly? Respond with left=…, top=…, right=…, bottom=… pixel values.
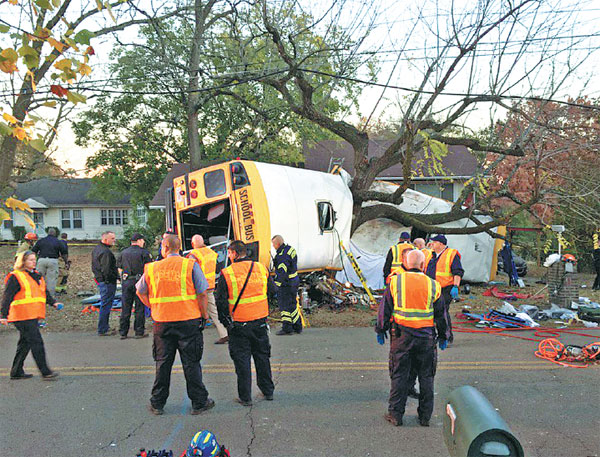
left=223, top=268, right=239, bottom=303
left=391, top=245, right=401, bottom=267
left=391, top=273, right=435, bottom=321
left=148, top=259, right=197, bottom=304
left=436, top=249, right=456, bottom=277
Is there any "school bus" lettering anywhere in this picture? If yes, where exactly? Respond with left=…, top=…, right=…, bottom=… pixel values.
left=239, top=188, right=255, bottom=241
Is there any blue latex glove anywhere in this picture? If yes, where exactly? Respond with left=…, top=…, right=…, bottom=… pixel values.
left=55, top=303, right=64, bottom=310
left=376, top=332, right=387, bottom=345
left=450, top=286, right=459, bottom=299
left=438, top=340, right=448, bottom=350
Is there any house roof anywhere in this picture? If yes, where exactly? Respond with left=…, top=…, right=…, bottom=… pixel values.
left=15, top=178, right=131, bottom=206
left=303, top=139, right=479, bottom=179
left=150, top=163, right=191, bottom=209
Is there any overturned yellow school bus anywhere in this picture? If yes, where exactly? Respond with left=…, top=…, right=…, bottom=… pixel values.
left=169, top=160, right=353, bottom=271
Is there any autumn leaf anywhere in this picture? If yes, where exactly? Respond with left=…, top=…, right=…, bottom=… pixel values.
left=29, top=138, right=47, bottom=153
left=78, top=62, right=92, bottom=76
left=53, top=58, right=72, bottom=71
left=0, top=61, right=18, bottom=73
left=0, top=48, right=18, bottom=63
left=12, top=127, right=28, bottom=141
left=23, top=214, right=36, bottom=229
left=2, top=112, right=18, bottom=124
left=8, top=0, right=18, bottom=5
left=48, top=37, right=67, bottom=53
left=73, top=29, right=94, bottom=45
left=0, top=209, right=10, bottom=222
left=50, top=84, right=68, bottom=97
left=43, top=100, right=57, bottom=107
left=66, top=91, right=87, bottom=104
left=5, top=197, right=33, bottom=213
left=0, top=122, right=13, bottom=136
left=85, top=46, right=95, bottom=56
left=27, top=70, right=36, bottom=91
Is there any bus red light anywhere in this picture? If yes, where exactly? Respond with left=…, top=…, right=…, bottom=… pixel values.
left=189, top=180, right=197, bottom=189
left=190, top=190, right=198, bottom=199
left=179, top=190, right=185, bottom=196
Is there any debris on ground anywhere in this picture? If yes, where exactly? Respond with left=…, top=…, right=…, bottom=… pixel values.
left=300, top=272, right=377, bottom=311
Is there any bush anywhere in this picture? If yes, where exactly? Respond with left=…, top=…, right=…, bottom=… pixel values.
left=11, top=226, right=26, bottom=241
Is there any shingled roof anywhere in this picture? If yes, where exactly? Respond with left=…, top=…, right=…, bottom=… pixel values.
left=15, top=178, right=130, bottom=206
left=303, top=139, right=479, bottom=178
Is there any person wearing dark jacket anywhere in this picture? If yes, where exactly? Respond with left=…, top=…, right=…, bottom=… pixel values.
left=118, top=233, right=152, bottom=339
left=375, top=250, right=448, bottom=427
left=32, top=227, right=68, bottom=297
left=91, top=231, right=118, bottom=336
left=271, top=235, right=302, bottom=335
left=216, top=241, right=276, bottom=406
left=425, top=234, right=464, bottom=343
left=1, top=251, right=62, bottom=380
left=383, top=232, right=414, bottom=282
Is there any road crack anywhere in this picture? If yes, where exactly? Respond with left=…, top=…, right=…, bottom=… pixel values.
left=245, top=405, right=256, bottom=457
left=98, top=421, right=145, bottom=450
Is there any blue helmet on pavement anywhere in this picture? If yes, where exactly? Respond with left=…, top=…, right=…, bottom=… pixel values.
left=186, top=430, right=220, bottom=457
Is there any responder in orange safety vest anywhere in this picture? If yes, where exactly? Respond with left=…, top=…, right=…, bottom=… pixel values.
left=383, top=231, right=414, bottom=282
left=425, top=234, right=464, bottom=343
left=136, top=235, right=215, bottom=416
left=188, top=234, right=228, bottom=344
left=385, top=246, right=414, bottom=284
left=0, top=251, right=62, bottom=380
left=215, top=240, right=275, bottom=406
left=413, top=238, right=433, bottom=267
left=375, top=250, right=448, bottom=427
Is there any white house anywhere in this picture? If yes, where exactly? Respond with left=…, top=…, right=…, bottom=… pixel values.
left=1, top=178, right=146, bottom=240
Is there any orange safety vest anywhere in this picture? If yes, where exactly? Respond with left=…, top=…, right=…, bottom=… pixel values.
left=6, top=270, right=46, bottom=322
left=390, top=242, right=414, bottom=276
left=188, top=247, right=218, bottom=289
left=386, top=263, right=407, bottom=284
left=390, top=271, right=441, bottom=329
left=144, top=256, right=200, bottom=322
left=434, top=248, right=460, bottom=288
left=422, top=248, right=433, bottom=270
left=221, top=260, right=269, bottom=323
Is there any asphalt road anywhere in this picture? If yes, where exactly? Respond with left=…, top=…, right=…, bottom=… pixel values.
left=1, top=326, right=599, bottom=457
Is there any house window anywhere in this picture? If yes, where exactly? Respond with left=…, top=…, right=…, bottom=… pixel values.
left=61, top=209, right=83, bottom=229
left=3, top=209, right=13, bottom=229
left=441, top=183, right=454, bottom=201
left=136, top=205, right=147, bottom=224
left=33, top=211, right=44, bottom=225
left=101, top=209, right=129, bottom=226
left=317, top=201, right=335, bottom=232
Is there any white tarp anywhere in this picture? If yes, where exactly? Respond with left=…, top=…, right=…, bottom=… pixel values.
left=336, top=240, right=387, bottom=290
left=344, top=181, right=499, bottom=286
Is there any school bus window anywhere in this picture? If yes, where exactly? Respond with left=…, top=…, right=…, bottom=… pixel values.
left=317, top=201, right=335, bottom=232
left=204, top=169, right=226, bottom=198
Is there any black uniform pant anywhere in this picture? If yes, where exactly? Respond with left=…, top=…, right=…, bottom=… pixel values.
left=11, top=319, right=52, bottom=377
left=388, top=328, right=437, bottom=422
left=277, top=283, right=302, bottom=334
left=593, top=250, right=600, bottom=289
left=441, top=286, right=454, bottom=343
left=119, top=278, right=145, bottom=336
left=228, top=318, right=274, bottom=402
left=151, top=319, right=209, bottom=410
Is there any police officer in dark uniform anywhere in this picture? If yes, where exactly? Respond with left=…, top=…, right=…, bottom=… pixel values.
left=118, top=233, right=152, bottom=339
left=271, top=235, right=301, bottom=335
left=375, top=250, right=448, bottom=427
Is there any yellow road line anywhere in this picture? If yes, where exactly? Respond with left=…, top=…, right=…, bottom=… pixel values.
left=0, top=360, right=552, bottom=373
left=1, top=363, right=572, bottom=377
